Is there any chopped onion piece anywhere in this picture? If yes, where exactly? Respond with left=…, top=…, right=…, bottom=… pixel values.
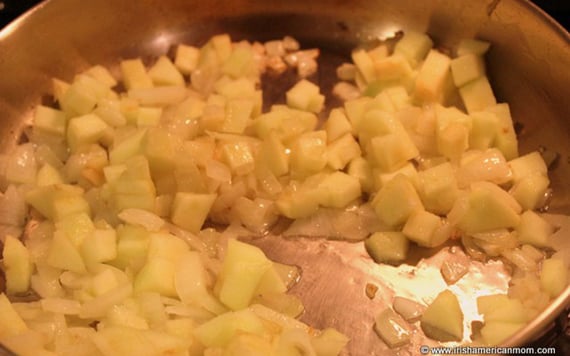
left=440, top=255, right=470, bottom=285
left=40, top=297, right=81, bottom=315
left=5, top=143, right=37, bottom=185
left=205, top=159, right=231, bottom=183
left=501, top=248, right=539, bottom=272
left=284, top=204, right=388, bottom=241
left=333, top=82, right=361, bottom=101
left=392, top=296, right=426, bottom=322
left=374, top=308, right=412, bottom=348
left=118, top=208, right=165, bottom=232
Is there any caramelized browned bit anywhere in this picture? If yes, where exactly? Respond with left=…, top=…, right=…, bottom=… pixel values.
left=365, top=283, right=378, bottom=299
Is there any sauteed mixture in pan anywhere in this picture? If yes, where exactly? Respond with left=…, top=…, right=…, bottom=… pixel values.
left=0, top=32, right=567, bottom=355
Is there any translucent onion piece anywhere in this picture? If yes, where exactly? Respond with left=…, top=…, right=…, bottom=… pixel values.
left=501, top=248, right=539, bottom=272
left=5, top=143, right=37, bottom=185
left=392, top=297, right=426, bottom=322
left=374, top=308, right=412, bottom=348
left=40, top=298, right=81, bottom=315
left=205, top=159, right=231, bottom=183
left=283, top=204, right=388, bottom=241
left=0, top=185, right=28, bottom=227
left=440, top=255, right=470, bottom=285
left=118, top=208, right=165, bottom=232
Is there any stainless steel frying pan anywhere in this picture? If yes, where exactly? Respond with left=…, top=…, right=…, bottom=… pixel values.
left=0, top=0, right=569, bottom=355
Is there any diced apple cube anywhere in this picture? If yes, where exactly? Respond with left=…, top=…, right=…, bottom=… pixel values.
left=286, top=79, right=325, bottom=113
left=80, top=229, right=117, bottom=267
left=365, top=232, right=409, bottom=264
left=143, top=128, right=176, bottom=174
left=148, top=55, right=185, bottom=87
left=211, top=34, right=232, bottom=62
left=221, top=99, right=254, bottom=134
left=26, top=184, right=90, bottom=221
left=55, top=211, right=95, bottom=247
left=327, top=133, right=361, bottom=170
left=147, top=232, right=189, bottom=263
left=450, top=54, right=485, bottom=87
left=435, top=105, right=471, bottom=159
left=60, top=75, right=107, bottom=116
left=112, top=224, right=150, bottom=271
left=480, top=321, right=524, bottom=346
left=290, top=131, right=327, bottom=179
left=418, top=162, right=459, bottom=215
left=276, top=188, right=321, bottom=219
left=170, top=193, right=216, bottom=233
left=222, top=46, right=257, bottom=79
left=325, top=108, right=352, bottom=142
left=258, top=132, right=289, bottom=177
left=344, top=97, right=372, bottom=134
left=111, top=157, right=156, bottom=212
left=477, top=294, right=527, bottom=324
left=318, top=172, right=361, bottom=208
left=37, top=163, right=65, bottom=186
left=394, top=31, right=433, bottom=68
left=508, top=151, right=548, bottom=183
left=374, top=163, right=418, bottom=192
left=403, top=210, right=449, bottom=247
left=374, top=55, right=413, bottom=81
left=174, top=44, right=200, bottom=74
left=66, top=113, right=107, bottom=152
left=47, top=231, right=86, bottom=274
left=456, top=148, right=511, bottom=188
left=3, top=235, right=32, bottom=294
left=0, top=293, right=28, bottom=336
left=469, top=111, right=498, bottom=150
left=541, top=258, right=568, bottom=298
left=128, top=86, right=187, bottom=107
left=217, top=239, right=272, bottom=310
left=52, top=77, right=70, bottom=104
left=136, top=107, right=162, bottom=127
left=84, top=64, right=118, bottom=87
left=357, top=110, right=400, bottom=143
left=421, top=290, right=464, bottom=341
left=438, top=122, right=469, bottom=160
left=486, top=104, right=518, bottom=160
left=369, top=132, right=419, bottom=172
left=414, top=50, right=452, bottom=103
left=221, top=141, right=255, bottom=176
left=509, top=173, right=550, bottom=210
left=192, top=309, right=265, bottom=348
left=134, top=258, right=177, bottom=297
left=120, top=58, right=153, bottom=90
left=373, top=174, right=424, bottom=227
left=110, top=128, right=147, bottom=164
left=351, top=49, right=377, bottom=83
left=449, top=182, right=521, bottom=234
left=459, top=76, right=496, bottom=113
left=33, top=105, right=66, bottom=136
left=374, top=308, right=412, bottom=348
left=516, top=210, right=553, bottom=248
left=311, top=328, right=350, bottom=356
left=348, top=157, right=374, bottom=194
left=384, top=86, right=411, bottom=110
left=457, top=38, right=491, bottom=56
left=95, top=98, right=127, bottom=127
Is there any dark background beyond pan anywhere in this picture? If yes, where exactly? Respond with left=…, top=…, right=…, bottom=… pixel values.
left=0, top=0, right=569, bottom=30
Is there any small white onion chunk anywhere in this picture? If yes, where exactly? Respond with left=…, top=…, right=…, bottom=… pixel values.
left=374, top=308, right=412, bottom=348
left=392, top=296, right=426, bottom=322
